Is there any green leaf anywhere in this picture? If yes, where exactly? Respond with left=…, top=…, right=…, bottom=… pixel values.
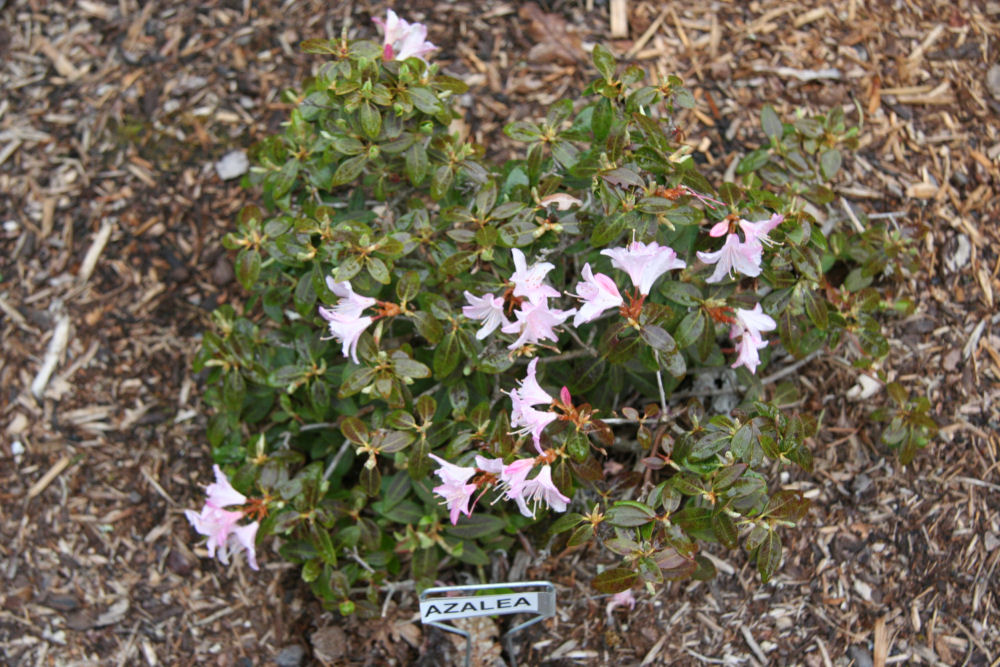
left=793, top=117, right=823, bottom=139
left=548, top=512, right=586, bottom=536
left=673, top=310, right=705, bottom=349
left=605, top=501, right=656, bottom=527
left=360, top=464, right=380, bottom=497
left=592, top=568, right=637, bottom=594
left=338, top=366, right=375, bottom=398
left=395, top=270, right=421, bottom=304
left=430, top=165, right=453, bottom=200
left=672, top=86, right=695, bottom=109
left=640, top=325, right=676, bottom=354
left=392, top=356, right=431, bottom=379
left=433, top=331, right=461, bottom=378
left=366, top=256, right=390, bottom=284
left=590, top=213, right=628, bottom=246
left=340, top=416, right=368, bottom=444
left=802, top=288, right=829, bottom=330
left=359, top=101, right=381, bottom=140
left=737, top=148, right=771, bottom=175
left=757, top=530, right=782, bottom=583
left=761, top=105, right=783, bottom=142
left=405, top=143, right=428, bottom=186
left=408, top=86, right=444, bottom=116
left=504, top=121, right=542, bottom=142
left=671, top=472, right=706, bottom=496
left=411, top=310, right=443, bottom=345
left=567, top=522, right=594, bottom=547
left=333, top=254, right=363, bottom=282
left=301, top=559, right=322, bottom=582
left=331, top=154, right=368, bottom=187
left=440, top=250, right=476, bottom=277
left=659, top=281, right=701, bottom=307
left=444, top=514, right=505, bottom=539
left=819, top=149, right=842, bottom=181
left=711, top=511, right=738, bottom=549
left=665, top=205, right=702, bottom=227
left=592, top=44, right=617, bottom=80
left=235, top=249, right=261, bottom=290
left=313, top=526, right=338, bottom=566
left=372, top=430, right=415, bottom=453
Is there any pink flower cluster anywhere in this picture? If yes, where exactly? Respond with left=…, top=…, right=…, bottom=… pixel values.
left=185, top=465, right=259, bottom=570
left=463, top=249, right=576, bottom=350
left=508, top=358, right=558, bottom=453
left=318, top=277, right=375, bottom=364
left=464, top=242, right=687, bottom=348
left=372, top=9, right=437, bottom=62
left=697, top=214, right=784, bottom=283
left=428, top=452, right=570, bottom=525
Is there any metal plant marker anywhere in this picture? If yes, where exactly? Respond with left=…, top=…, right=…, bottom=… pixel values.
left=419, top=581, right=556, bottom=667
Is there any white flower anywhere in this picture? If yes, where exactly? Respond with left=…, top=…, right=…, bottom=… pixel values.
left=570, top=263, right=623, bottom=326
left=462, top=291, right=509, bottom=340
left=601, top=241, right=686, bottom=295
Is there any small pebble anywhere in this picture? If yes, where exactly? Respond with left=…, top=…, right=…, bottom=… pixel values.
left=274, top=645, right=305, bottom=667
left=986, top=64, right=1000, bottom=101
left=215, top=150, right=249, bottom=180
left=848, top=645, right=874, bottom=667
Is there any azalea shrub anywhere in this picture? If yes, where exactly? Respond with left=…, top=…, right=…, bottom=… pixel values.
left=190, top=11, right=920, bottom=614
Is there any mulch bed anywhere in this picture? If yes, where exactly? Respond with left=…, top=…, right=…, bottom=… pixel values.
left=1, top=0, right=998, bottom=665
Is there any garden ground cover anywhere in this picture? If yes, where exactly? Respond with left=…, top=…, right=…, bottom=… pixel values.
left=1, top=0, right=998, bottom=664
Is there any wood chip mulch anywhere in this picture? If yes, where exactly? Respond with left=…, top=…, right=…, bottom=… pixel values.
left=1, top=1, right=998, bottom=665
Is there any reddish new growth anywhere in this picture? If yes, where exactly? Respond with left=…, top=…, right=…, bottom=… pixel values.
left=618, top=288, right=647, bottom=323
left=500, top=285, right=526, bottom=318
left=552, top=385, right=598, bottom=431
left=375, top=300, right=402, bottom=319
left=706, top=304, right=737, bottom=326
left=242, top=495, right=271, bottom=522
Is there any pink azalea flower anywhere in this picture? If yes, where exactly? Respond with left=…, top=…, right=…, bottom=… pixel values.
left=729, top=304, right=776, bottom=374
left=733, top=304, right=776, bottom=341
left=429, top=453, right=478, bottom=525
left=462, top=291, right=509, bottom=340
left=731, top=331, right=769, bottom=374
left=600, top=241, right=686, bottom=295
left=606, top=589, right=637, bottom=617
left=474, top=455, right=505, bottom=475
left=325, top=278, right=376, bottom=318
left=570, top=263, right=624, bottom=326
left=708, top=220, right=730, bottom=237
left=499, top=458, right=536, bottom=497
left=184, top=465, right=260, bottom=571
left=559, top=386, right=572, bottom=407
left=501, top=299, right=575, bottom=350
left=509, top=249, right=561, bottom=304
left=739, top=213, right=784, bottom=250
left=510, top=465, right=570, bottom=517
left=205, top=463, right=247, bottom=508
left=372, top=9, right=437, bottom=62
left=696, top=233, right=761, bottom=283
left=318, top=309, right=373, bottom=364
left=509, top=391, right=559, bottom=453
left=319, top=279, right=376, bottom=364
left=514, top=358, right=553, bottom=406
left=429, top=453, right=476, bottom=486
